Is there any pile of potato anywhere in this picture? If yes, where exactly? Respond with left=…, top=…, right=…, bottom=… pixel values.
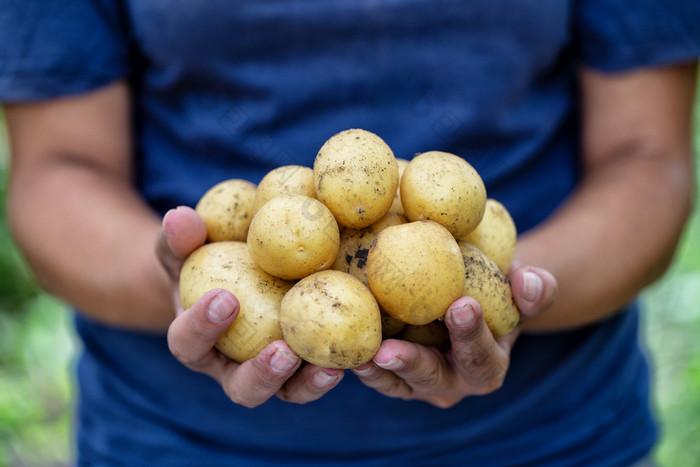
left=179, top=129, right=519, bottom=369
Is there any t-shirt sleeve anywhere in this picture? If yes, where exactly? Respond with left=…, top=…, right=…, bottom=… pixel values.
left=575, top=0, right=700, bottom=72
left=0, top=0, right=129, bottom=102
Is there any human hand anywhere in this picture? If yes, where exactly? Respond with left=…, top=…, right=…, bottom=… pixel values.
left=156, top=206, right=344, bottom=407
left=352, top=263, right=557, bottom=408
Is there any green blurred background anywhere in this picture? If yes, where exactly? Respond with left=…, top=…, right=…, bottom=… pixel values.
left=1, top=83, right=699, bottom=465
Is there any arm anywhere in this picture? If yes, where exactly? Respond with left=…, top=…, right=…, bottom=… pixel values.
left=5, top=82, right=345, bottom=406
left=159, top=63, right=696, bottom=408
left=353, top=61, right=696, bottom=407
left=4, top=81, right=174, bottom=330
left=518, top=62, right=698, bottom=331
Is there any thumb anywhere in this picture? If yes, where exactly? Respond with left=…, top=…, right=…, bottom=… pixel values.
left=508, top=265, right=558, bottom=319
left=156, top=206, right=207, bottom=280
left=168, top=288, right=239, bottom=369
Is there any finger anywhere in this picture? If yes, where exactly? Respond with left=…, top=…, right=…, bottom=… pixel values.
left=507, top=265, right=558, bottom=319
left=352, top=358, right=413, bottom=401
left=168, top=291, right=304, bottom=408
left=494, top=325, right=522, bottom=352
left=221, top=341, right=302, bottom=408
left=276, top=364, right=344, bottom=404
left=354, top=339, right=448, bottom=401
left=167, top=288, right=239, bottom=376
left=444, top=297, right=508, bottom=394
left=156, top=206, right=207, bottom=280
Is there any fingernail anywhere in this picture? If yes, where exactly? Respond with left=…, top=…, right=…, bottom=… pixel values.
left=162, top=206, right=186, bottom=236
left=208, top=292, right=236, bottom=323
left=162, top=209, right=176, bottom=244
left=522, top=271, right=543, bottom=303
left=374, top=356, right=403, bottom=371
left=450, top=304, right=475, bottom=328
left=313, top=369, right=340, bottom=388
left=270, top=348, right=299, bottom=374
left=352, top=363, right=375, bottom=377
left=162, top=209, right=174, bottom=228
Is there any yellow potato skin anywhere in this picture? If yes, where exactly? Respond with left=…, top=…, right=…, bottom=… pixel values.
left=388, top=158, right=409, bottom=215
left=457, top=241, right=520, bottom=338
left=399, top=320, right=450, bottom=350
left=253, top=165, right=316, bottom=214
left=331, top=212, right=408, bottom=338
left=332, top=212, right=408, bottom=285
left=280, top=270, right=382, bottom=369
left=247, top=194, right=340, bottom=280
left=314, top=129, right=399, bottom=229
left=179, top=242, right=294, bottom=363
left=379, top=310, right=406, bottom=339
left=195, top=179, right=257, bottom=242
left=400, top=151, right=487, bottom=239
left=366, top=220, right=465, bottom=325
left=461, top=199, right=517, bottom=274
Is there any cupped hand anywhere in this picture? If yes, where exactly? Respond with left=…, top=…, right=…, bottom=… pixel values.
left=156, top=206, right=344, bottom=407
left=352, top=263, right=557, bottom=408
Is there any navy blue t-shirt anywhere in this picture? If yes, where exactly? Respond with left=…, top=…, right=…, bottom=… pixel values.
left=2, top=1, right=699, bottom=465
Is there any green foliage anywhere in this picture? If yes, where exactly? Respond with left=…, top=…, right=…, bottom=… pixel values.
left=1, top=109, right=76, bottom=467
left=0, top=296, right=76, bottom=467
left=0, top=112, right=40, bottom=311
left=641, top=73, right=700, bottom=467
left=0, top=182, right=40, bottom=312
left=643, top=268, right=700, bottom=466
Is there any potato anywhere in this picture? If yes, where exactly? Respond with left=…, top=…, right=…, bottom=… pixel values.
left=388, top=158, right=409, bottom=215
left=179, top=241, right=294, bottom=363
left=253, top=165, right=316, bottom=214
left=331, top=212, right=408, bottom=338
left=195, top=179, right=257, bottom=242
left=399, top=320, right=450, bottom=350
left=457, top=241, right=520, bottom=338
left=314, top=129, right=399, bottom=229
left=280, top=270, right=382, bottom=369
left=379, top=311, right=406, bottom=339
left=400, top=151, right=487, bottom=238
left=460, top=198, right=517, bottom=273
left=366, top=220, right=465, bottom=325
left=247, top=194, right=340, bottom=280
left=332, top=212, right=408, bottom=285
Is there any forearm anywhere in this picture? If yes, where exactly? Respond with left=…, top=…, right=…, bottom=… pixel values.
left=4, top=82, right=176, bottom=331
left=517, top=152, right=694, bottom=332
left=8, top=163, right=174, bottom=330
left=8, top=161, right=174, bottom=331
